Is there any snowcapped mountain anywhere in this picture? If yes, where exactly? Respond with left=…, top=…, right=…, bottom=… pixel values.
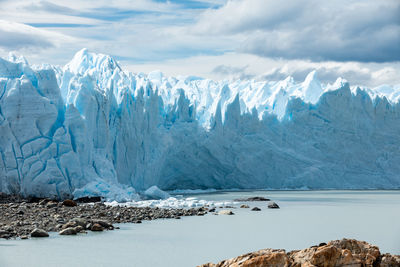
left=1, top=49, right=400, bottom=201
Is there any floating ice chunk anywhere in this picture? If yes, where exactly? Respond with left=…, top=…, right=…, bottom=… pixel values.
left=106, top=196, right=233, bottom=209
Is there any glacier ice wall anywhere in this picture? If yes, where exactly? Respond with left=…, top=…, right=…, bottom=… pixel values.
left=1, top=49, right=400, bottom=200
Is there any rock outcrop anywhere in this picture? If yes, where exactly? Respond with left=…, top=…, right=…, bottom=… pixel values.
left=199, top=239, right=400, bottom=267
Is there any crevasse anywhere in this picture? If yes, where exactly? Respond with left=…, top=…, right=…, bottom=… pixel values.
left=1, top=49, right=400, bottom=201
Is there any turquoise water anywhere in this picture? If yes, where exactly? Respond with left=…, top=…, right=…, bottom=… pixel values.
left=0, top=190, right=399, bottom=267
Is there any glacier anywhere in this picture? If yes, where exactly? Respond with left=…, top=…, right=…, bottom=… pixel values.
left=1, top=48, right=400, bottom=201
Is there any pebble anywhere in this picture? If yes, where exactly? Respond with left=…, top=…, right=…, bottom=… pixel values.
left=16, top=210, right=24, bottom=215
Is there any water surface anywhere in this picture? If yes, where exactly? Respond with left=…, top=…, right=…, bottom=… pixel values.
left=0, top=190, right=399, bottom=267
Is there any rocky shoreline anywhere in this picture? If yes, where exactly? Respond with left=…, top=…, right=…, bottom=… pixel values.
left=0, top=193, right=283, bottom=239
left=0, top=193, right=207, bottom=239
left=199, top=239, right=400, bottom=267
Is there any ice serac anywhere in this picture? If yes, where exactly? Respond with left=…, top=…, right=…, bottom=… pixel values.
left=1, top=49, right=400, bottom=200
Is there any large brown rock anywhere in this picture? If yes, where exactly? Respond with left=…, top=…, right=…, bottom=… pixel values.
left=379, top=253, right=400, bottom=267
left=62, top=199, right=77, bottom=207
left=199, top=239, right=399, bottom=267
left=200, top=249, right=290, bottom=267
left=327, top=238, right=380, bottom=266
left=290, top=245, right=362, bottom=267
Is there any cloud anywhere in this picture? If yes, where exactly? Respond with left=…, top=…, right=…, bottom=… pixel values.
left=259, top=65, right=370, bottom=84
left=212, top=64, right=247, bottom=75
left=195, top=0, right=400, bottom=62
left=0, top=1, right=229, bottom=65
left=125, top=52, right=400, bottom=87
left=153, top=0, right=223, bottom=9
left=0, top=1, right=398, bottom=88
left=26, top=23, right=94, bottom=28
left=257, top=61, right=400, bottom=87
left=24, top=1, right=163, bottom=22
left=0, top=20, right=82, bottom=66
left=0, top=20, right=56, bottom=49
left=212, top=64, right=253, bottom=79
left=26, top=1, right=77, bottom=15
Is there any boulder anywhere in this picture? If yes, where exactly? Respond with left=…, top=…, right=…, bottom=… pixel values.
left=59, top=228, right=77, bottom=235
left=234, top=197, right=270, bottom=202
left=70, top=218, right=87, bottom=228
left=267, top=202, right=280, bottom=209
left=91, top=223, right=104, bottom=231
left=199, top=239, right=399, bottom=267
left=380, top=253, right=400, bottom=267
left=74, top=226, right=85, bottom=232
left=240, top=204, right=250, bottom=208
left=218, top=210, right=234, bottom=215
left=61, top=221, right=77, bottom=230
left=92, top=219, right=113, bottom=229
left=199, top=249, right=289, bottom=267
left=0, top=229, right=10, bottom=239
left=30, top=228, right=49, bottom=237
left=328, top=238, right=381, bottom=265
left=62, top=199, right=77, bottom=207
left=251, top=207, right=261, bottom=211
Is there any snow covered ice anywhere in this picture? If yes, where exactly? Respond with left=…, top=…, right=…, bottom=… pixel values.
left=1, top=49, right=400, bottom=201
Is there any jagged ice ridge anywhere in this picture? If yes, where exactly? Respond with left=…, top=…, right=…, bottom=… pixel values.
left=1, top=49, right=400, bottom=201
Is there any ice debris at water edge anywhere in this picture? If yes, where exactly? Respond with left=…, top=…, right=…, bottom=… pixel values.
left=1, top=49, right=400, bottom=201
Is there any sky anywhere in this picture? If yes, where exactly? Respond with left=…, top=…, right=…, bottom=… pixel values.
left=0, top=0, right=399, bottom=87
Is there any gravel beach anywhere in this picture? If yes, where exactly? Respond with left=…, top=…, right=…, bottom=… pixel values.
left=0, top=193, right=207, bottom=239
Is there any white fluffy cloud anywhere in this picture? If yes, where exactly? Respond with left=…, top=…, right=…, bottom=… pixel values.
left=0, top=0, right=399, bottom=87
left=0, top=20, right=77, bottom=54
left=194, top=0, right=400, bottom=62
left=126, top=52, right=400, bottom=87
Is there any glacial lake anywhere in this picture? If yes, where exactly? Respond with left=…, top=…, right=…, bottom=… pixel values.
left=0, top=190, right=399, bottom=267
